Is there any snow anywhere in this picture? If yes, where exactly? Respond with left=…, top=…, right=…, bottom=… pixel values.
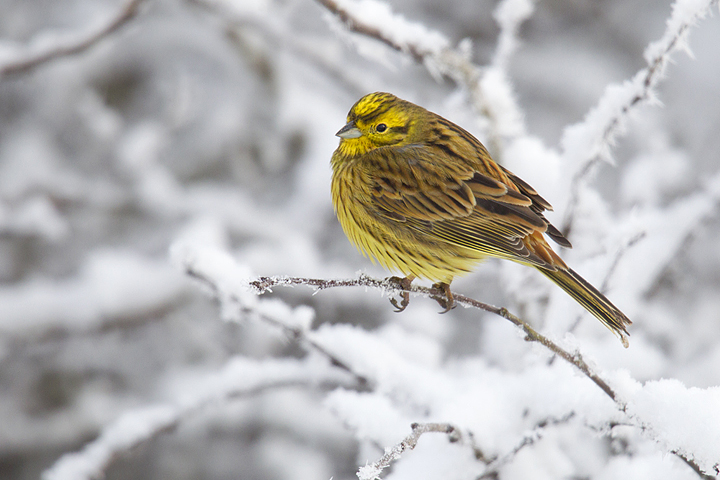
left=479, top=67, right=526, bottom=139
left=43, top=356, right=350, bottom=480
left=0, top=250, right=188, bottom=334
left=644, top=0, right=713, bottom=64
left=624, top=378, right=720, bottom=474
left=42, top=405, right=179, bottom=480
left=492, top=0, right=536, bottom=70
left=329, top=0, right=450, bottom=56
left=2, top=0, right=719, bottom=478
left=0, top=195, right=69, bottom=241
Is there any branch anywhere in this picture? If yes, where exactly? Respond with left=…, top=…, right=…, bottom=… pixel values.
left=561, top=0, right=719, bottom=233
left=673, top=451, right=720, bottom=480
left=0, top=0, right=146, bottom=78
left=478, top=413, right=575, bottom=479
left=185, top=267, right=371, bottom=387
left=42, top=357, right=355, bottom=480
left=178, top=246, right=714, bottom=480
left=316, top=0, right=525, bottom=153
left=357, top=422, right=461, bottom=480
left=248, top=274, right=620, bottom=403
left=490, top=0, right=536, bottom=71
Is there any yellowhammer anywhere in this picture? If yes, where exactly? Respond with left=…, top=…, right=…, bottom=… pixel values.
left=331, top=92, right=631, bottom=346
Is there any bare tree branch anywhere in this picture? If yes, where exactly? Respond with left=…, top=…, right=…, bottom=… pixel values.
left=0, top=0, right=146, bottom=78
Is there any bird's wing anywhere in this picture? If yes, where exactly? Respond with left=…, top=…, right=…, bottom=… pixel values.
left=500, top=166, right=571, bottom=248
left=364, top=144, right=566, bottom=268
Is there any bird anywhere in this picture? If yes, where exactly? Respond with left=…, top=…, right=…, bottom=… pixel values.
left=330, top=92, right=631, bottom=346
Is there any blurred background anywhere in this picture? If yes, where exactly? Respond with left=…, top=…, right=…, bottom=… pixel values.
left=0, top=0, right=719, bottom=478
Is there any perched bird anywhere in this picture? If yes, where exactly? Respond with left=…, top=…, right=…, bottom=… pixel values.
left=330, top=92, right=631, bottom=346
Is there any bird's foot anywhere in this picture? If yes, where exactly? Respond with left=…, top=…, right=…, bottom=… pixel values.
left=388, top=276, right=414, bottom=312
left=432, top=282, right=456, bottom=314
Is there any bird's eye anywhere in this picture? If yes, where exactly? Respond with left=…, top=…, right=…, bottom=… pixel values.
left=376, top=123, right=387, bottom=133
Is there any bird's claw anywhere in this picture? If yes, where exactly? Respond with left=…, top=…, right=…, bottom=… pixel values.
left=388, top=276, right=414, bottom=312
left=389, top=291, right=410, bottom=312
left=432, top=282, right=456, bottom=314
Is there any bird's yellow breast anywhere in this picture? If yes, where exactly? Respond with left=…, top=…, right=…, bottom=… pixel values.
left=330, top=158, right=484, bottom=283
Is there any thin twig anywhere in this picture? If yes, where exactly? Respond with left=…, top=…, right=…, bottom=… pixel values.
left=315, top=0, right=427, bottom=62
left=357, top=422, right=461, bottom=480
left=478, top=412, right=575, bottom=479
left=561, top=0, right=718, bottom=235
left=43, top=374, right=352, bottom=480
left=0, top=0, right=146, bottom=78
left=315, top=0, right=506, bottom=153
left=248, top=274, right=620, bottom=403
left=672, top=450, right=719, bottom=480
left=186, top=268, right=371, bottom=387
left=250, top=274, right=717, bottom=479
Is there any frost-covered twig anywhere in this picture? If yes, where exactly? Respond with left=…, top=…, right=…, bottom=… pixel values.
left=564, top=232, right=647, bottom=336
left=316, top=0, right=434, bottom=62
left=42, top=357, right=353, bottom=480
left=179, top=247, right=716, bottom=479
left=248, top=274, right=620, bottom=402
left=317, top=0, right=529, bottom=152
left=184, top=266, right=370, bottom=387
left=478, top=413, right=575, bottom=479
left=357, top=422, right=461, bottom=480
left=674, top=451, right=719, bottom=480
left=561, top=0, right=719, bottom=233
left=491, top=0, right=536, bottom=71
left=0, top=0, right=146, bottom=78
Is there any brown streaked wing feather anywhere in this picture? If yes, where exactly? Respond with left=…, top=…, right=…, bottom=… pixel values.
left=544, top=222, right=572, bottom=248
left=502, top=168, right=554, bottom=212
left=409, top=215, right=553, bottom=268
left=499, top=168, right=572, bottom=249
left=362, top=146, right=558, bottom=268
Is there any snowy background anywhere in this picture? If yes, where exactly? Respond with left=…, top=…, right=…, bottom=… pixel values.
left=0, top=0, right=719, bottom=479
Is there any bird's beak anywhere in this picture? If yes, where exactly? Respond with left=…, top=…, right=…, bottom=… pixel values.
left=336, top=121, right=362, bottom=139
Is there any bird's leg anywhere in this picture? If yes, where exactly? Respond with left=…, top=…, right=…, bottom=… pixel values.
left=432, top=282, right=456, bottom=313
left=388, top=275, right=414, bottom=312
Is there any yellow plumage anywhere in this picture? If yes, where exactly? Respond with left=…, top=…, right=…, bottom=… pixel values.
left=331, top=92, right=631, bottom=346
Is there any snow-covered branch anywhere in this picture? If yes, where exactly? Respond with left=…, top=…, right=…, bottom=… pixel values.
left=176, top=243, right=719, bottom=478
left=357, top=422, right=462, bottom=480
left=42, top=357, right=354, bottom=480
left=317, top=0, right=530, bottom=153
left=478, top=413, right=575, bottom=479
left=172, top=242, right=371, bottom=386
left=246, top=272, right=621, bottom=399
left=561, top=0, right=719, bottom=231
left=0, top=0, right=146, bottom=77
left=3, top=0, right=719, bottom=478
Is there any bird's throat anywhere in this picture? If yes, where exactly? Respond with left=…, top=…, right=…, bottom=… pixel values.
left=336, top=136, right=376, bottom=160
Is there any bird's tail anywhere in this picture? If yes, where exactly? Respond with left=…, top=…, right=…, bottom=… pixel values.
left=537, top=266, right=631, bottom=347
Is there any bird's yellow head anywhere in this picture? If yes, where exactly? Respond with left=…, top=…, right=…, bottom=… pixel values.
left=334, top=92, right=418, bottom=158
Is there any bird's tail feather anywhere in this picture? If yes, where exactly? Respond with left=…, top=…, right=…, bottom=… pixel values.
left=537, top=266, right=631, bottom=347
